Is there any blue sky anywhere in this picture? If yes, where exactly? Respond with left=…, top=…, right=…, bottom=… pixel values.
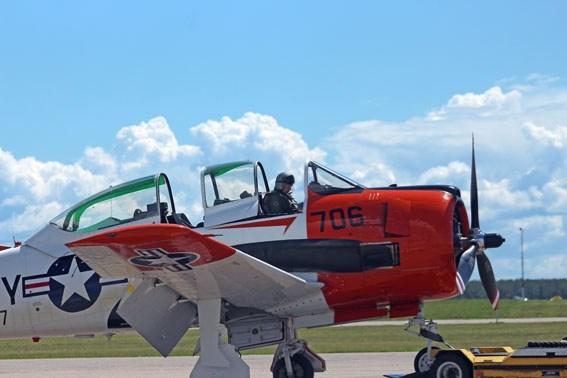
left=1, top=2, right=566, bottom=282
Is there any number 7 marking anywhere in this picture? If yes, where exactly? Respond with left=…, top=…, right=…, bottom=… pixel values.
left=0, top=310, right=6, bottom=326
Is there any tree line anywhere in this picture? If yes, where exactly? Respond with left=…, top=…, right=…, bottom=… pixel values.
left=463, top=279, right=567, bottom=300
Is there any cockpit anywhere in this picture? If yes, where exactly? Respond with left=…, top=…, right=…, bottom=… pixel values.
left=47, top=161, right=365, bottom=233
left=49, top=173, right=181, bottom=233
left=200, top=160, right=365, bottom=227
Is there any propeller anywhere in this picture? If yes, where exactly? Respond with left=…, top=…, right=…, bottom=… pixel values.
left=456, top=136, right=505, bottom=310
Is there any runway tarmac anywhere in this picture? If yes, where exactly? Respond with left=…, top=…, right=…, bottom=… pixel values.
left=0, top=352, right=415, bottom=377
left=3, top=318, right=565, bottom=376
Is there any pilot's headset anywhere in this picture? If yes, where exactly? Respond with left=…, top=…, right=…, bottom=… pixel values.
left=275, top=172, right=295, bottom=192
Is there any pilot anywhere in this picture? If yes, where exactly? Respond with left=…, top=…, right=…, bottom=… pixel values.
left=264, top=172, right=299, bottom=214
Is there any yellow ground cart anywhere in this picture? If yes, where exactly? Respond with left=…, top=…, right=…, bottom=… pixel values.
left=428, top=341, right=567, bottom=378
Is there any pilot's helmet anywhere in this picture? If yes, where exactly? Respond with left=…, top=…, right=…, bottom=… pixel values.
left=275, top=172, right=295, bottom=191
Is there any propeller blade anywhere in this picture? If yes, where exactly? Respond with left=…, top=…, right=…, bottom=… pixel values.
left=464, top=136, right=502, bottom=310
left=477, top=252, right=500, bottom=310
left=456, top=245, right=477, bottom=294
left=470, top=135, right=480, bottom=229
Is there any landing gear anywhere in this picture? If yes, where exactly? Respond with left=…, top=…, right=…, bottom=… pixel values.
left=272, top=354, right=314, bottom=378
left=414, top=346, right=440, bottom=374
left=270, top=319, right=324, bottom=378
left=405, top=309, right=453, bottom=376
left=191, top=299, right=249, bottom=378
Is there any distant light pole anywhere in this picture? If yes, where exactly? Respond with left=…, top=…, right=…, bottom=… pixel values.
left=519, top=227, right=525, bottom=299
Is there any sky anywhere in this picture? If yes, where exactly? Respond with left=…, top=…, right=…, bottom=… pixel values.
left=1, top=2, right=566, bottom=283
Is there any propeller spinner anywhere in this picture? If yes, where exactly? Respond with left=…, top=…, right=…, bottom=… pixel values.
left=457, top=136, right=505, bottom=310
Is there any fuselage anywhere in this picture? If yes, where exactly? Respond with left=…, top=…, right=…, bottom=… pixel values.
left=0, top=161, right=470, bottom=340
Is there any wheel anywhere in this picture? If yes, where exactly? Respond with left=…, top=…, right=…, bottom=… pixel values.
left=430, top=353, right=472, bottom=378
left=413, top=346, right=440, bottom=374
left=272, top=354, right=314, bottom=378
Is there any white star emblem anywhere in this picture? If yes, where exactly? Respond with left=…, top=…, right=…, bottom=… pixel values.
left=146, top=254, right=178, bottom=266
left=51, top=257, right=95, bottom=305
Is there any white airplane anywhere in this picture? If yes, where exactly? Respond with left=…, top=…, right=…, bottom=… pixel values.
left=0, top=156, right=504, bottom=377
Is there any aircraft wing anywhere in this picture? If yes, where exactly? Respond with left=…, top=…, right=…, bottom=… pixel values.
left=66, top=224, right=326, bottom=316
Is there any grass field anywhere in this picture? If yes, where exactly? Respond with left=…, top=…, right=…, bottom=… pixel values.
left=1, top=299, right=565, bottom=359
left=423, top=298, right=567, bottom=319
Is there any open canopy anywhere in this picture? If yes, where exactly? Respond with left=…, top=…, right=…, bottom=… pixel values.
left=50, top=173, right=175, bottom=233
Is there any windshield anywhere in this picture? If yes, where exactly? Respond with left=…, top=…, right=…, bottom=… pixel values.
left=307, top=161, right=365, bottom=194
left=50, top=173, right=173, bottom=233
left=202, top=161, right=266, bottom=208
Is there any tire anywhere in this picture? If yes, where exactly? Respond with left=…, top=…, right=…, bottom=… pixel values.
left=272, top=354, right=314, bottom=378
left=413, top=346, right=440, bottom=374
left=430, top=353, right=472, bottom=378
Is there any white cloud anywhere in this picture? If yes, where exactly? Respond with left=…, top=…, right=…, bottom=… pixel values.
left=522, top=122, right=567, bottom=148
left=504, top=73, right=561, bottom=92
left=418, top=161, right=469, bottom=185
left=520, top=215, right=564, bottom=240
left=1, top=195, right=27, bottom=207
left=190, top=112, right=326, bottom=173
left=348, top=162, right=397, bottom=187
left=80, top=147, right=116, bottom=175
left=447, top=87, right=521, bottom=109
left=116, top=116, right=201, bottom=169
left=3, top=202, right=64, bottom=236
left=0, top=148, right=102, bottom=201
left=482, top=179, right=537, bottom=211
left=0, top=148, right=110, bottom=243
left=427, top=86, right=522, bottom=120
left=543, top=179, right=567, bottom=213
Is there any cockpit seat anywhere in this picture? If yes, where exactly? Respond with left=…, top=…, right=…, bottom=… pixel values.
left=168, top=212, right=194, bottom=228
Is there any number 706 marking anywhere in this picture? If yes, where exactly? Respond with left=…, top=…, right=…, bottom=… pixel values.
left=310, top=206, right=364, bottom=232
